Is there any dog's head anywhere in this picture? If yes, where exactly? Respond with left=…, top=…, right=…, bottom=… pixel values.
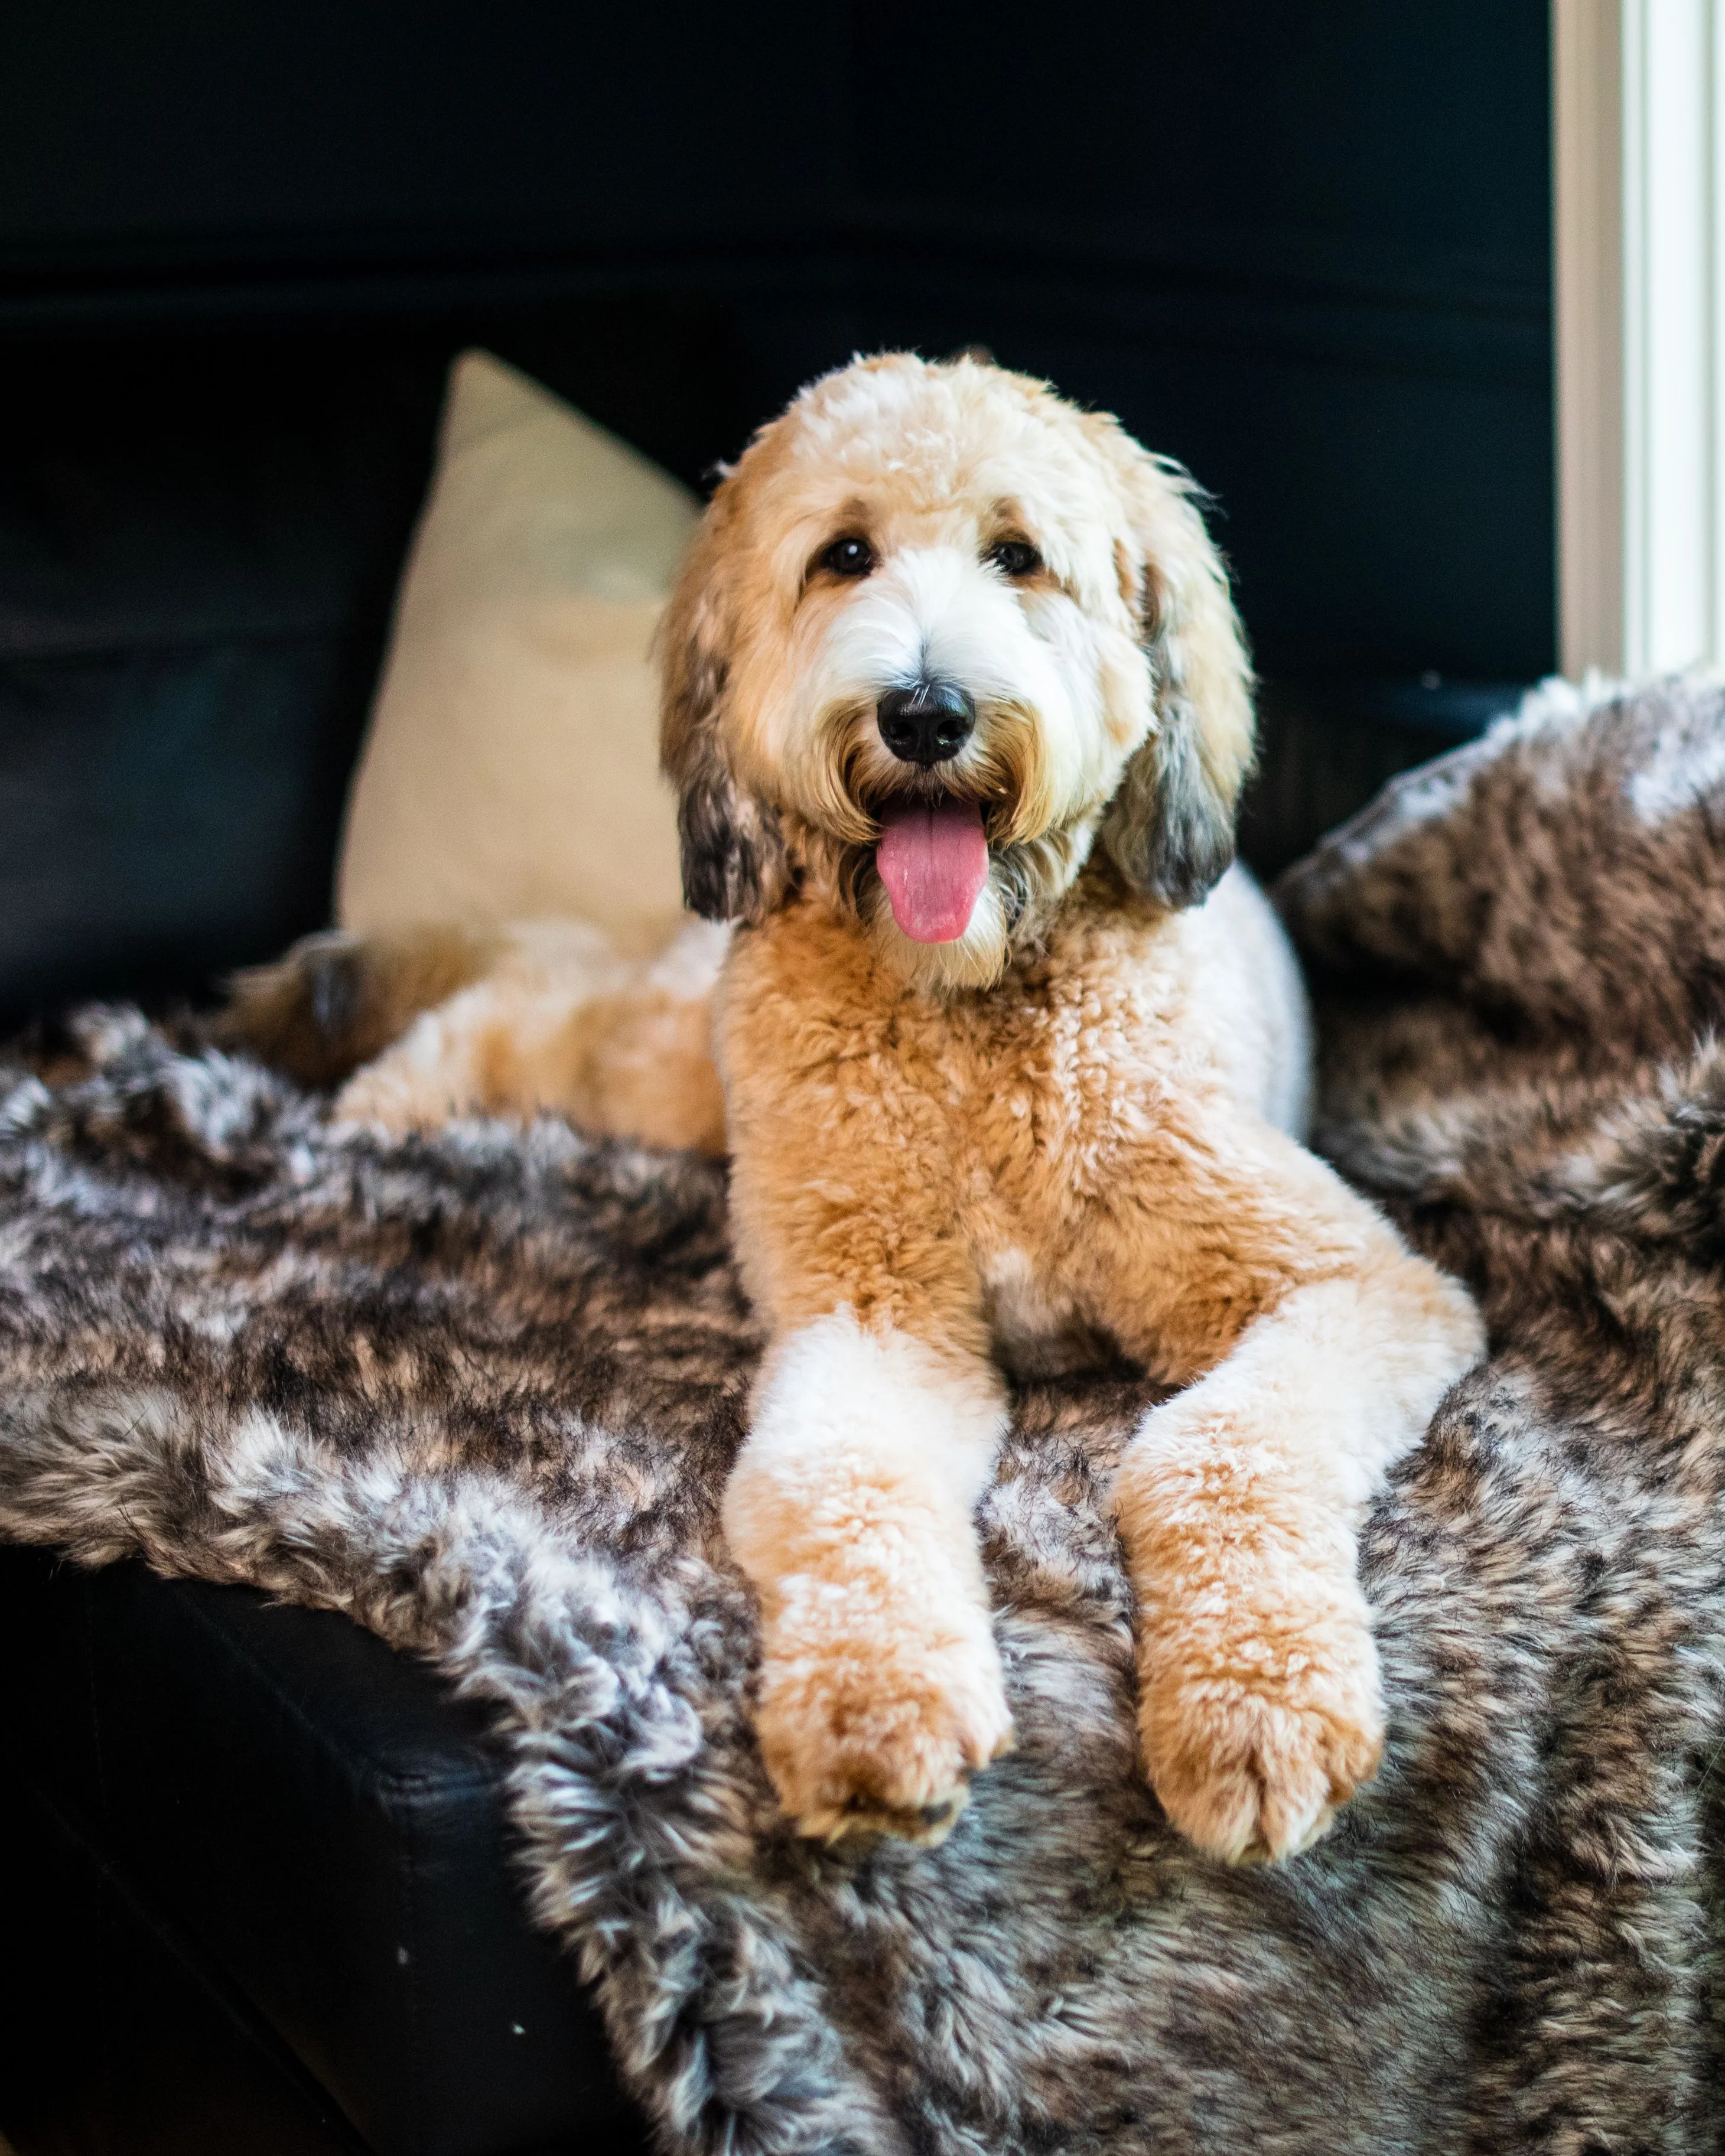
left=660, top=352, right=1253, bottom=988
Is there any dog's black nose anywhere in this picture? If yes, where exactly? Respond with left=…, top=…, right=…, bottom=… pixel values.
left=877, top=679, right=976, bottom=766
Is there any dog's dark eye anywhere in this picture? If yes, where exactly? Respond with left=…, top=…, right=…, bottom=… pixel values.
left=819, top=535, right=875, bottom=579
left=988, top=538, right=1042, bottom=578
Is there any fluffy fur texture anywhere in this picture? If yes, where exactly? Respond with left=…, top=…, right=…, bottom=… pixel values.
left=659, top=353, right=1254, bottom=981
left=226, top=918, right=731, bottom=1154
left=237, top=355, right=1482, bottom=1864
left=11, top=678, right=1725, bottom=2147
left=712, top=855, right=1477, bottom=1859
left=668, top=354, right=1478, bottom=1856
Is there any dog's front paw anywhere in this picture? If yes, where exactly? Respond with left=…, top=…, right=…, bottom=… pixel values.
left=755, top=1580, right=1014, bottom=1844
left=1134, top=1571, right=1383, bottom=1864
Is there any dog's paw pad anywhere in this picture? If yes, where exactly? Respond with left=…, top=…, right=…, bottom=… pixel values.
left=1137, top=1604, right=1383, bottom=1864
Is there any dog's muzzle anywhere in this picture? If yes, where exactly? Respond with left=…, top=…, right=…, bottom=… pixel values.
left=877, top=679, right=975, bottom=767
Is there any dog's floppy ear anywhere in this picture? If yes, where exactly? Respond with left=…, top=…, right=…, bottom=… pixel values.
left=658, top=500, right=789, bottom=925
left=1088, top=422, right=1255, bottom=909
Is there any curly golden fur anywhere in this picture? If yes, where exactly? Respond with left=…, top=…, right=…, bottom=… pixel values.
left=232, top=353, right=1482, bottom=1861
left=660, top=352, right=1255, bottom=988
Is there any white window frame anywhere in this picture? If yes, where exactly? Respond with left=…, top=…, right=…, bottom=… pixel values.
left=1555, top=0, right=1725, bottom=676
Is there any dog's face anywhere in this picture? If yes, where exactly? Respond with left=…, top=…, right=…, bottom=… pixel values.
left=661, top=353, right=1253, bottom=989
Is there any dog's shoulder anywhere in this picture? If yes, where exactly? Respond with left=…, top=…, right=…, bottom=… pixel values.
left=1007, top=865, right=1312, bottom=1135
left=1017, top=864, right=1219, bottom=1017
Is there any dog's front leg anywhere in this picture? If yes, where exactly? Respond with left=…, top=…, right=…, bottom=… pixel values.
left=721, top=1309, right=1014, bottom=1843
left=1090, top=1099, right=1484, bottom=1864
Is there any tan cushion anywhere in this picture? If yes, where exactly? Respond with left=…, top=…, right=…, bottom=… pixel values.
left=336, top=350, right=699, bottom=956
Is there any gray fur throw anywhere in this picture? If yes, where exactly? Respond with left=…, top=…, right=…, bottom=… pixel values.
left=8, top=675, right=1725, bottom=2152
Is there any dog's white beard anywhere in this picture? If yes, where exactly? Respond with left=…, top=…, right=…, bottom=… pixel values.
left=762, top=549, right=1111, bottom=819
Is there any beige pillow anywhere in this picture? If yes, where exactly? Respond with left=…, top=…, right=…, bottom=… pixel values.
left=336, top=350, right=699, bottom=956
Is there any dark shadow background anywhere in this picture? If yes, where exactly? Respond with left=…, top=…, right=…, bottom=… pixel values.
left=0, top=1, right=1552, bottom=1027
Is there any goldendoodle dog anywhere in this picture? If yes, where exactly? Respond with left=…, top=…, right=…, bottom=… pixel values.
left=231, top=353, right=1483, bottom=1863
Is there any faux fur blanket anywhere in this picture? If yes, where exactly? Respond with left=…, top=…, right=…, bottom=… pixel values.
left=7, top=678, right=1725, bottom=2153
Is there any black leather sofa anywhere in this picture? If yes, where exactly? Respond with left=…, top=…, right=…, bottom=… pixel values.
left=0, top=1551, right=640, bottom=2155
left=0, top=9, right=1554, bottom=2150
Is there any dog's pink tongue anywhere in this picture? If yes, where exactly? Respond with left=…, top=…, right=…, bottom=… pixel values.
left=875, top=799, right=989, bottom=943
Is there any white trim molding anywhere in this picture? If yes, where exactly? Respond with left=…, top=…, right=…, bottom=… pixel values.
left=1555, top=0, right=1725, bottom=676
left=1554, top=0, right=1624, bottom=674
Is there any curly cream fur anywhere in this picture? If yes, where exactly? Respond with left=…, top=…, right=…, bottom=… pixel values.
left=714, top=856, right=1480, bottom=1854
left=333, top=918, right=728, bottom=1153
left=235, top=353, right=1481, bottom=1860
left=660, top=351, right=1255, bottom=977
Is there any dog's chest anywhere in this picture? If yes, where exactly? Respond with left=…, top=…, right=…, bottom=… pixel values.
left=724, top=897, right=1203, bottom=1237
left=975, top=1238, right=1112, bottom=1376
left=906, top=955, right=1184, bottom=1179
